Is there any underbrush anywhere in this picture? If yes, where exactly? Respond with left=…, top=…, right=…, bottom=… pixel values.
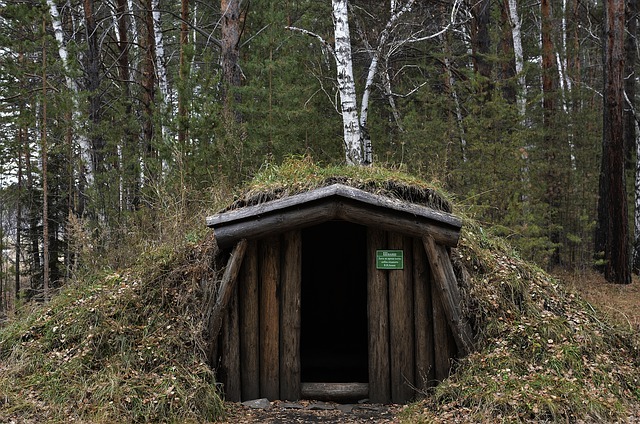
left=0, top=234, right=224, bottom=423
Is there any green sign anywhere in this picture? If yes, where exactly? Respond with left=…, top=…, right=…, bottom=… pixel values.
left=376, top=250, right=404, bottom=270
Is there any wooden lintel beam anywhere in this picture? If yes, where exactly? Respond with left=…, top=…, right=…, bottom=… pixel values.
left=422, top=235, right=473, bottom=355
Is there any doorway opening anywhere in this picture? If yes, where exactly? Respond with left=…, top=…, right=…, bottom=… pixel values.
left=301, top=221, right=369, bottom=383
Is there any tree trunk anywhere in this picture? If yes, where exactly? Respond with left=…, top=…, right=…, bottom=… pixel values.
left=506, top=0, right=526, bottom=117
left=470, top=0, right=492, bottom=100
left=41, top=17, right=50, bottom=301
left=178, top=0, right=190, bottom=148
left=500, top=0, right=516, bottom=104
left=625, top=0, right=637, bottom=170
left=139, top=0, right=158, bottom=186
left=116, top=0, right=140, bottom=210
left=541, top=0, right=562, bottom=267
left=597, top=0, right=631, bottom=284
left=83, top=0, right=104, bottom=201
left=332, top=0, right=362, bottom=165
left=221, top=0, right=244, bottom=121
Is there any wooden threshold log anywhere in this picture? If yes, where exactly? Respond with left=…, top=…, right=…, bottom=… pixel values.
left=301, top=383, right=369, bottom=402
left=422, top=235, right=473, bottom=355
left=208, top=239, right=248, bottom=361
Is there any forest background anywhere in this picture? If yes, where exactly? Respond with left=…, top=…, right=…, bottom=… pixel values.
left=0, top=0, right=635, bottom=313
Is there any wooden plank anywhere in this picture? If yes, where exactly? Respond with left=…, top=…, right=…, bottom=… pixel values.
left=221, top=286, right=241, bottom=401
left=259, top=236, right=281, bottom=400
left=212, top=202, right=338, bottom=248
left=301, top=383, right=369, bottom=402
left=239, top=241, right=259, bottom=401
left=413, top=237, right=435, bottom=392
left=207, top=239, right=248, bottom=361
left=423, top=234, right=473, bottom=355
left=337, top=201, right=460, bottom=247
left=388, top=233, right=415, bottom=403
left=366, top=228, right=390, bottom=404
left=280, top=231, right=302, bottom=401
left=207, top=184, right=461, bottom=229
left=208, top=184, right=462, bottom=248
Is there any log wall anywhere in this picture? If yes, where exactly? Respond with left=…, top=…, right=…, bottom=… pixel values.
left=219, top=227, right=458, bottom=403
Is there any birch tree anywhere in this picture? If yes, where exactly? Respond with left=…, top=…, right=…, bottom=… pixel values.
left=46, top=0, right=93, bottom=186
left=290, top=0, right=463, bottom=165
left=506, top=0, right=526, bottom=117
left=332, top=0, right=363, bottom=164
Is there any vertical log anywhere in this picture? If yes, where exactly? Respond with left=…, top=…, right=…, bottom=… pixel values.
left=366, top=228, right=390, bottom=403
left=423, top=235, right=473, bottom=354
left=413, top=238, right=435, bottom=392
left=221, top=287, right=241, bottom=401
left=431, top=282, right=451, bottom=381
left=259, top=236, right=280, bottom=400
left=239, top=241, right=259, bottom=400
left=208, top=239, right=248, bottom=362
left=280, top=231, right=302, bottom=401
left=388, top=233, right=415, bottom=403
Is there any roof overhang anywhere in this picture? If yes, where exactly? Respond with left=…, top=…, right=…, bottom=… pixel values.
left=206, top=184, right=462, bottom=248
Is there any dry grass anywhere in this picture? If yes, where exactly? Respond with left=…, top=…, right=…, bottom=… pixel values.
left=561, top=270, right=640, bottom=333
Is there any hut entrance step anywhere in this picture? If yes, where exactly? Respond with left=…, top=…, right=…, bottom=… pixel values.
left=301, top=382, right=369, bottom=403
left=301, top=222, right=369, bottom=384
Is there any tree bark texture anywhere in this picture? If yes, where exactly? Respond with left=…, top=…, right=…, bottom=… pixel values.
left=598, top=0, right=631, bottom=284
left=541, top=0, right=563, bottom=267
left=625, top=0, right=637, bottom=168
left=178, top=0, right=190, bottom=147
left=470, top=0, right=493, bottom=99
left=332, top=0, right=362, bottom=165
left=82, top=0, right=104, bottom=181
left=139, top=0, right=158, bottom=184
left=499, top=0, right=516, bottom=104
left=221, top=0, right=244, bottom=121
left=41, top=18, right=50, bottom=300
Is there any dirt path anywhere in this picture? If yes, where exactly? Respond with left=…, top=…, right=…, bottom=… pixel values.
left=218, top=400, right=403, bottom=423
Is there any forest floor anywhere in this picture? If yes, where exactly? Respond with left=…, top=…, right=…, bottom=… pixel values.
left=216, top=271, right=640, bottom=424
left=560, top=270, right=640, bottom=333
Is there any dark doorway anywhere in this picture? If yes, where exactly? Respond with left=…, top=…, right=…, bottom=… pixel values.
left=301, top=221, right=369, bottom=383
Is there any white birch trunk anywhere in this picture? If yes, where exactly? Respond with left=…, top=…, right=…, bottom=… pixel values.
left=507, top=0, right=526, bottom=118
left=152, top=0, right=169, bottom=102
left=47, top=0, right=94, bottom=186
left=127, top=0, right=139, bottom=46
left=332, top=0, right=362, bottom=165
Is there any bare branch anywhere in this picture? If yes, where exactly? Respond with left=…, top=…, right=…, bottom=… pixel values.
left=285, top=26, right=336, bottom=59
